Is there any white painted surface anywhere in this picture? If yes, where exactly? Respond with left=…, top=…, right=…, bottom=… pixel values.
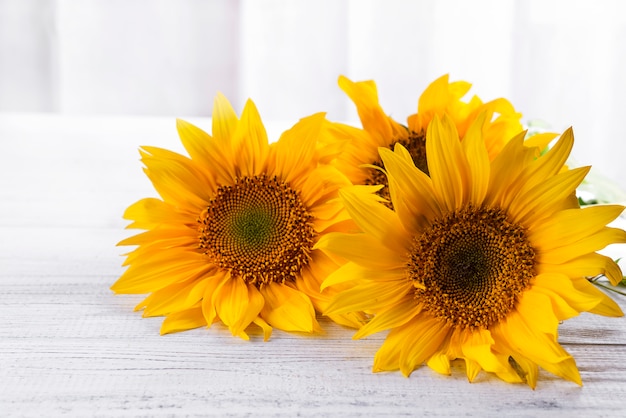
left=1, top=114, right=626, bottom=417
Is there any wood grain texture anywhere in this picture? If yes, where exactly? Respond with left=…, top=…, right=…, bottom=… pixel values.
left=1, top=114, right=626, bottom=417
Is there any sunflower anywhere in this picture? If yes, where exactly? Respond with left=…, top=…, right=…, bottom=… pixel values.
left=112, top=93, right=363, bottom=340
left=332, top=74, right=527, bottom=203
left=317, top=115, right=625, bottom=387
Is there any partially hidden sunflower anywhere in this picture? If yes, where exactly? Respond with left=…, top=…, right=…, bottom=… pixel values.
left=317, top=115, right=625, bottom=387
left=331, top=74, right=534, bottom=203
left=112, top=93, right=364, bottom=340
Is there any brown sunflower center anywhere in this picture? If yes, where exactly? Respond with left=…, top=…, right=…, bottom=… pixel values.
left=407, top=205, right=535, bottom=330
left=198, top=174, right=316, bottom=286
left=365, top=130, right=428, bottom=205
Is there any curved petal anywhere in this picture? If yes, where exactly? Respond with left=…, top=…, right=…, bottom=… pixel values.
left=212, top=92, right=239, bottom=147
left=537, top=227, right=626, bottom=264
left=379, top=147, right=441, bottom=232
left=325, top=279, right=413, bottom=315
left=177, top=118, right=235, bottom=183
left=529, top=205, right=625, bottom=252
left=509, top=166, right=590, bottom=225
left=495, top=311, right=582, bottom=385
left=398, top=315, right=451, bottom=377
left=259, top=282, right=319, bottom=333
left=231, top=99, right=269, bottom=177
left=122, top=198, right=192, bottom=230
left=111, top=250, right=208, bottom=294
left=213, top=276, right=264, bottom=338
left=338, top=75, right=400, bottom=146
left=460, top=328, right=522, bottom=383
left=314, top=232, right=407, bottom=270
left=537, top=253, right=624, bottom=286
left=353, top=295, right=422, bottom=339
left=139, top=147, right=212, bottom=211
left=271, top=113, right=324, bottom=185
left=160, top=306, right=206, bottom=335
left=426, top=115, right=470, bottom=211
left=339, top=185, right=412, bottom=254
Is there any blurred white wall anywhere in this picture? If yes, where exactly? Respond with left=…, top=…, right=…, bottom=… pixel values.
left=1, top=0, right=625, bottom=189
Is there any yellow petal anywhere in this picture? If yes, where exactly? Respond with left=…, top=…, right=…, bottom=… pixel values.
left=399, top=316, right=451, bottom=377
left=426, top=353, right=451, bottom=376
left=426, top=115, right=470, bottom=211
left=140, top=147, right=212, bottom=210
left=569, top=277, right=624, bottom=317
left=160, top=306, right=206, bottom=335
left=271, top=113, right=324, bottom=185
left=353, top=295, right=422, bottom=339
left=529, top=205, right=625, bottom=252
left=232, top=99, right=269, bottom=177
left=339, top=186, right=412, bottom=254
left=138, top=277, right=199, bottom=317
left=111, top=251, right=208, bottom=294
left=461, top=328, right=522, bottom=383
left=211, top=92, right=238, bottom=147
left=461, top=112, right=490, bottom=205
left=510, top=354, right=539, bottom=389
left=517, top=128, right=574, bottom=193
left=202, top=271, right=231, bottom=326
left=485, top=131, right=534, bottom=208
left=538, top=227, right=626, bottom=264
left=252, top=316, right=273, bottom=342
left=321, top=261, right=406, bottom=291
left=372, top=325, right=410, bottom=373
left=515, top=290, right=559, bottom=336
left=338, top=75, right=398, bottom=146
left=178, top=117, right=235, bottom=184
left=325, top=280, right=413, bottom=315
left=259, top=282, right=319, bottom=333
left=379, top=146, right=441, bottom=232
left=510, top=166, right=590, bottom=225
left=538, top=253, right=624, bottom=286
left=214, top=276, right=264, bottom=337
left=314, top=232, right=406, bottom=270
left=122, top=198, right=191, bottom=230
left=496, top=311, right=581, bottom=385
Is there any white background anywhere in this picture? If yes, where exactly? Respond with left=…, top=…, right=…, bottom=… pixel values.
left=1, top=0, right=625, bottom=189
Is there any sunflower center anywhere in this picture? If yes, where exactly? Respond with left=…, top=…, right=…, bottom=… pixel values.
left=198, top=174, right=316, bottom=286
left=408, top=205, right=535, bottom=330
left=365, top=130, right=428, bottom=206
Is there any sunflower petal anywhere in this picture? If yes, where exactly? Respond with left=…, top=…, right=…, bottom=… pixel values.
left=259, top=283, right=319, bottom=333
left=426, top=115, right=469, bottom=211
left=399, top=316, right=451, bottom=377
left=178, top=117, right=235, bottom=184
left=160, top=306, right=206, bottom=335
left=212, top=92, right=238, bottom=146
left=339, top=186, right=411, bottom=254
left=353, top=295, right=422, bottom=339
left=213, top=276, right=263, bottom=338
left=461, top=112, right=490, bottom=205
left=497, top=311, right=582, bottom=385
left=232, top=99, right=269, bottom=176
left=314, top=232, right=406, bottom=270
left=325, top=280, right=413, bottom=315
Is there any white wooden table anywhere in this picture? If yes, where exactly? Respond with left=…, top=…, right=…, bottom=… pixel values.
left=2, top=114, right=626, bottom=417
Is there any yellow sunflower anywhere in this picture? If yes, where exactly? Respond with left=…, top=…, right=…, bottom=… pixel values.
left=317, top=115, right=625, bottom=387
left=112, top=93, right=363, bottom=340
left=332, top=74, right=526, bottom=202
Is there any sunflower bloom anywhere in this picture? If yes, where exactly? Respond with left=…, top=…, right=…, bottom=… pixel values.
left=112, top=94, right=363, bottom=340
left=332, top=75, right=528, bottom=203
left=317, top=115, right=625, bottom=387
